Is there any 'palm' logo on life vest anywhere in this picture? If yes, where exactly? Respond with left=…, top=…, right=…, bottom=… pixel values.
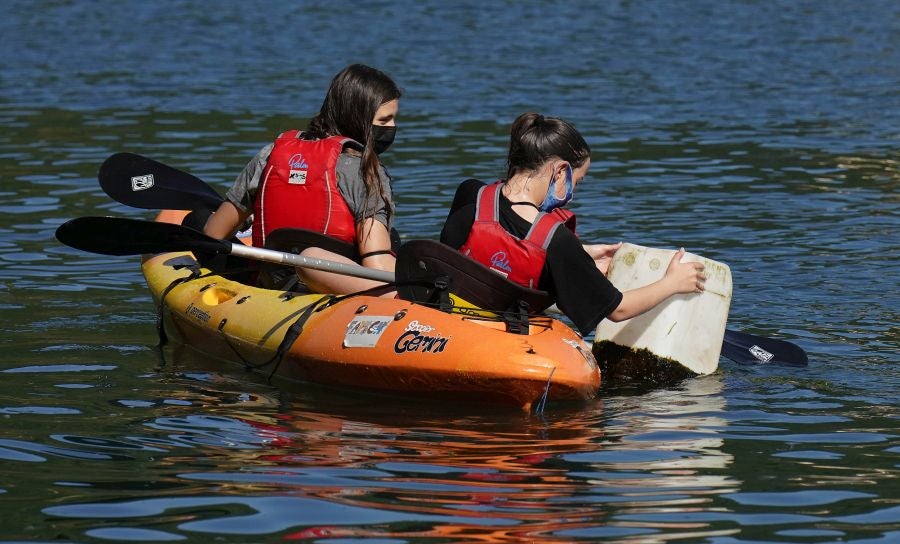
left=288, top=154, right=309, bottom=169
left=288, top=153, right=309, bottom=185
left=490, top=251, right=512, bottom=273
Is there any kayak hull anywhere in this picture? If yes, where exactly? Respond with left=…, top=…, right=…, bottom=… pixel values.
left=142, top=252, right=600, bottom=410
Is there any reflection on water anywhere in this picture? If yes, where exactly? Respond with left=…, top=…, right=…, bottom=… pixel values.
left=34, top=369, right=732, bottom=540
left=16, top=364, right=894, bottom=541
left=0, top=339, right=896, bottom=541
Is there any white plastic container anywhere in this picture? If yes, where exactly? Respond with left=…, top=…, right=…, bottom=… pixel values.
left=594, top=243, right=732, bottom=375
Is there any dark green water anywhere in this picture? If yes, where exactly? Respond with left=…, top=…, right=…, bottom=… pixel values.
left=1, top=1, right=898, bottom=542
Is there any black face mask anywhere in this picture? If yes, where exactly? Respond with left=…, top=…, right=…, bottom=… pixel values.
left=371, top=125, right=396, bottom=155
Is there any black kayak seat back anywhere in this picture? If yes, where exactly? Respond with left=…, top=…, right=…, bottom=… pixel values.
left=266, top=226, right=401, bottom=258
left=395, top=239, right=554, bottom=314
left=264, top=228, right=359, bottom=261
left=259, top=227, right=402, bottom=290
left=256, top=228, right=358, bottom=290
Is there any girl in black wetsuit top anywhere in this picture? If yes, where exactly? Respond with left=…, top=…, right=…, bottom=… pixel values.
left=441, top=112, right=707, bottom=336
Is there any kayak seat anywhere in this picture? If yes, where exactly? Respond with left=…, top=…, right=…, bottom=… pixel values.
left=395, top=240, right=554, bottom=332
left=265, top=228, right=360, bottom=261
left=265, top=227, right=401, bottom=259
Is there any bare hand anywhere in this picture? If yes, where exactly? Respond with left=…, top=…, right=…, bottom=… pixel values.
left=583, top=242, right=623, bottom=276
left=665, top=248, right=706, bottom=295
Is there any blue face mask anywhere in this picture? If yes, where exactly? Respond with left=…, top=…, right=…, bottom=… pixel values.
left=539, top=164, right=573, bottom=212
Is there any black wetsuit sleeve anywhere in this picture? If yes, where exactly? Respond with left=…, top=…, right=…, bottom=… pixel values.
left=440, top=179, right=484, bottom=248
left=449, top=179, right=484, bottom=214
left=543, top=228, right=623, bottom=336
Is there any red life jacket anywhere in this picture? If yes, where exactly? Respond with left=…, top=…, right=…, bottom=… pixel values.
left=458, top=183, right=574, bottom=289
left=252, top=131, right=359, bottom=247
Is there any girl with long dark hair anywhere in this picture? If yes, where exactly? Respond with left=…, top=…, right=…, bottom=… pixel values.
left=205, top=64, right=401, bottom=293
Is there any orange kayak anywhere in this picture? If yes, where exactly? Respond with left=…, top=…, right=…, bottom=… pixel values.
left=143, top=212, right=600, bottom=410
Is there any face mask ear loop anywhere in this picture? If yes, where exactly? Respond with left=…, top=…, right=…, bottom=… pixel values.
left=557, top=163, right=573, bottom=200
left=538, top=163, right=573, bottom=212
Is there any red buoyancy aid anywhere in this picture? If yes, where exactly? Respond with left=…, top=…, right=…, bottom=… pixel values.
left=252, top=131, right=359, bottom=247
left=458, top=183, right=574, bottom=289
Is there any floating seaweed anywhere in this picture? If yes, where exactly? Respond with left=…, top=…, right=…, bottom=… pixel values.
left=593, top=340, right=697, bottom=389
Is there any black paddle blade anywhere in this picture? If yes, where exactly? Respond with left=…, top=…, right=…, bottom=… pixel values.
left=99, top=152, right=224, bottom=211
left=722, top=329, right=809, bottom=367
left=55, top=216, right=229, bottom=257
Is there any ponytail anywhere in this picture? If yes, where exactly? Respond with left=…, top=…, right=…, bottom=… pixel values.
left=506, top=112, right=590, bottom=178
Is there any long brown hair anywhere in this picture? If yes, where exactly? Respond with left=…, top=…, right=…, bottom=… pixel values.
left=306, top=64, right=401, bottom=226
left=506, top=112, right=590, bottom=179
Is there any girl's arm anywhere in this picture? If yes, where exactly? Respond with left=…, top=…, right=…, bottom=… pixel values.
left=607, top=248, right=705, bottom=322
left=297, top=218, right=395, bottom=294
left=356, top=218, right=396, bottom=272
left=203, top=200, right=250, bottom=240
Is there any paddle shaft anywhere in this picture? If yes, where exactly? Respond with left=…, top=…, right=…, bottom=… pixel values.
left=229, top=243, right=394, bottom=283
